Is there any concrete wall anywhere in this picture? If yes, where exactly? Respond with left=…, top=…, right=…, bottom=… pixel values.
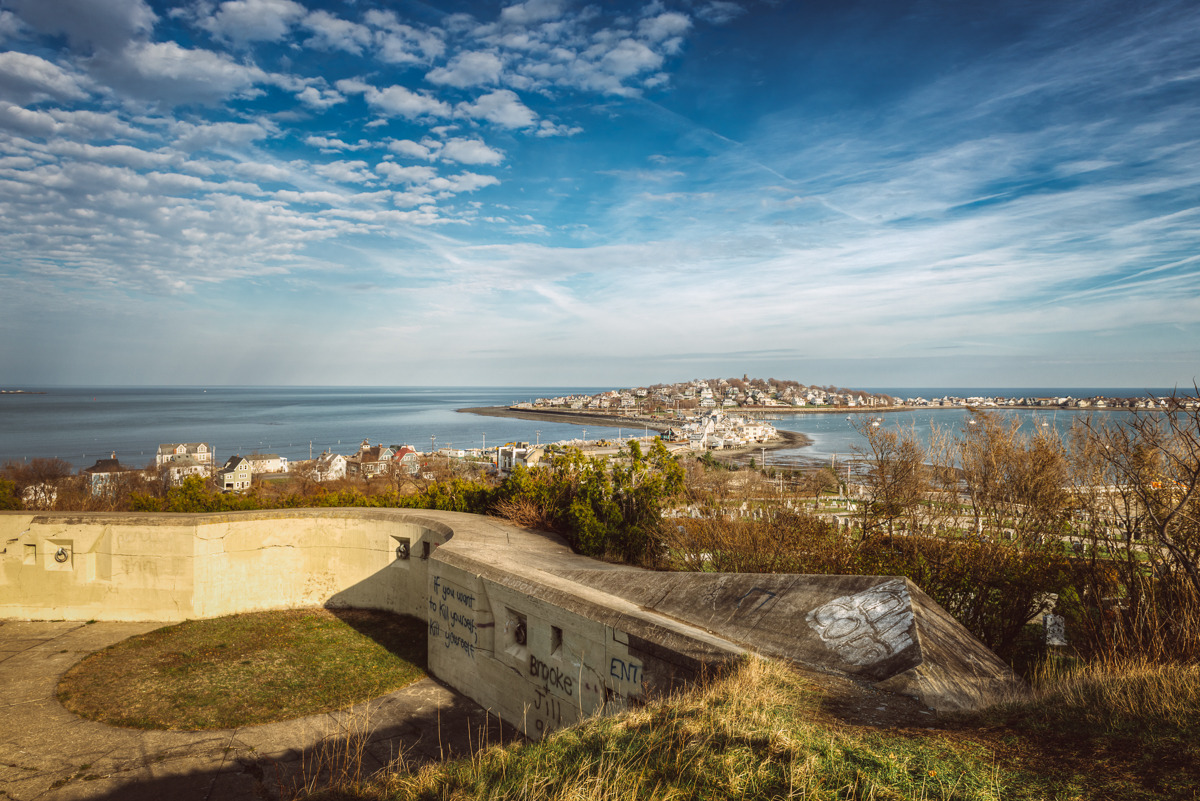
left=1, top=509, right=1016, bottom=737
left=0, top=511, right=444, bottom=622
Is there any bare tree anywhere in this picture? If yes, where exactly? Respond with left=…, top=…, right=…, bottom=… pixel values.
left=950, top=411, right=1071, bottom=544
left=1078, top=398, right=1200, bottom=596
left=853, top=421, right=928, bottom=540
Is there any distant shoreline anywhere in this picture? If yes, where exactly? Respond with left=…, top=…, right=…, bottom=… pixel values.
left=456, top=406, right=813, bottom=453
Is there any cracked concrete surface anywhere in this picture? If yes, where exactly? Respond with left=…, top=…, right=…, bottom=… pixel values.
left=0, top=620, right=513, bottom=800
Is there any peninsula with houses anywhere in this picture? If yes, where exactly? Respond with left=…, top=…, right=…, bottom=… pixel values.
left=460, top=376, right=1195, bottom=439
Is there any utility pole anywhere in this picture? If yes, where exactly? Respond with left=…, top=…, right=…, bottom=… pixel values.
left=535, top=430, right=541, bottom=446
left=430, top=435, right=436, bottom=454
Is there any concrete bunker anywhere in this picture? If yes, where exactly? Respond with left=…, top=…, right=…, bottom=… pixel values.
left=1, top=509, right=1018, bottom=738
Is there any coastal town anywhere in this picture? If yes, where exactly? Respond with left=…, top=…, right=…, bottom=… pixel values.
left=509, top=377, right=1198, bottom=414
left=3, top=377, right=1195, bottom=506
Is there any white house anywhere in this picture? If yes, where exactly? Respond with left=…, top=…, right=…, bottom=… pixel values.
left=246, top=453, right=288, bottom=474
left=312, top=452, right=347, bottom=482
left=156, top=443, right=213, bottom=468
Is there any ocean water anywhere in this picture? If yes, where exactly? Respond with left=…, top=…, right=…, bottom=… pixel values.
left=0, top=385, right=1187, bottom=470
left=0, top=386, right=606, bottom=469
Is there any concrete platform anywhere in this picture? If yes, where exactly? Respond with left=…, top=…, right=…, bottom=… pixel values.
left=0, top=620, right=513, bottom=801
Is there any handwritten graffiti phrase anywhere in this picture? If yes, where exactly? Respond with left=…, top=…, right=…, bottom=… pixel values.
left=609, top=657, right=642, bottom=685
left=443, top=628, right=476, bottom=658
left=451, top=610, right=476, bottom=637
left=529, top=654, right=574, bottom=696
left=433, top=576, right=475, bottom=609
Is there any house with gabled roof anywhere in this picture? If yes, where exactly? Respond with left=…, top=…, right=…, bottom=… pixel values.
left=219, top=455, right=252, bottom=491
left=246, top=453, right=288, bottom=474
left=162, top=457, right=208, bottom=486
left=346, top=440, right=396, bottom=477
left=156, top=442, right=213, bottom=468
left=84, top=452, right=140, bottom=496
left=312, top=452, right=347, bottom=482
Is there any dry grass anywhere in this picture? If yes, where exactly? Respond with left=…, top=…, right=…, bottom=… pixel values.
left=311, top=658, right=1010, bottom=801
left=291, top=655, right=1200, bottom=801
left=988, top=655, right=1200, bottom=734
left=57, top=608, right=426, bottom=730
left=975, top=656, right=1200, bottom=800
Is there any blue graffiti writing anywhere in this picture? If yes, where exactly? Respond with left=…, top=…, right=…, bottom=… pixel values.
left=609, top=657, right=642, bottom=684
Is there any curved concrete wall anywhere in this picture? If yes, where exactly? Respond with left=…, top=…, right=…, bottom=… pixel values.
left=0, top=510, right=446, bottom=622
left=1, top=509, right=1016, bottom=736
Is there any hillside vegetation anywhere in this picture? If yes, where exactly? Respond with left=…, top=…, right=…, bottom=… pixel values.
left=297, top=656, right=1200, bottom=801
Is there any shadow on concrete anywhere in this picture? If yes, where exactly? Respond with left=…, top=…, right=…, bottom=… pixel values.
left=68, top=684, right=519, bottom=801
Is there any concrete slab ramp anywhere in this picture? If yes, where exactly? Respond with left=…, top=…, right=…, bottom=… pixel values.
left=554, top=569, right=1019, bottom=712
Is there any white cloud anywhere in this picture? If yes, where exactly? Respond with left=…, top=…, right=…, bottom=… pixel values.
left=0, top=52, right=89, bottom=102
left=458, top=89, right=537, bottom=128
left=305, top=135, right=369, bottom=152
left=535, top=119, right=582, bottom=137
left=391, top=191, right=430, bottom=208
left=5, top=0, right=156, bottom=51
left=337, top=79, right=452, bottom=120
left=0, top=10, right=22, bottom=43
left=273, top=189, right=346, bottom=206
left=364, top=10, right=445, bottom=64
left=600, top=38, right=663, bottom=79
left=440, top=137, right=505, bottom=165
left=388, top=139, right=436, bottom=160
left=637, top=12, right=690, bottom=41
left=499, top=0, right=564, bottom=27
left=92, top=40, right=270, bottom=104
left=312, top=159, right=375, bottom=184
left=172, top=120, right=273, bottom=152
left=695, top=1, right=745, bottom=25
left=227, top=160, right=295, bottom=182
left=376, top=162, right=437, bottom=184
left=296, top=85, right=345, bottom=109
left=426, top=50, right=504, bottom=88
left=0, top=103, right=141, bottom=140
left=45, top=141, right=176, bottom=171
left=301, top=10, right=372, bottom=54
left=196, top=0, right=305, bottom=45
left=430, top=171, right=500, bottom=195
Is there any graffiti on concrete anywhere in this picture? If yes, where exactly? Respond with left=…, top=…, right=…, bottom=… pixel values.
left=428, top=575, right=478, bottom=659
left=530, top=653, right=574, bottom=696
left=530, top=687, right=564, bottom=735
left=735, top=586, right=777, bottom=613
left=805, top=579, right=914, bottom=666
left=609, top=656, right=642, bottom=685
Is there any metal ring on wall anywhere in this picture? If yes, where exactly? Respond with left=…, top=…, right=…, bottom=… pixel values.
left=54, top=547, right=69, bottom=563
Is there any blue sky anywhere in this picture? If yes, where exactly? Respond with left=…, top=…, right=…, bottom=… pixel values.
left=0, top=0, right=1197, bottom=388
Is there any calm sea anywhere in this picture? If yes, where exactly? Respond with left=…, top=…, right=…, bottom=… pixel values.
left=0, top=385, right=1188, bottom=469
left=0, top=386, right=606, bottom=469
